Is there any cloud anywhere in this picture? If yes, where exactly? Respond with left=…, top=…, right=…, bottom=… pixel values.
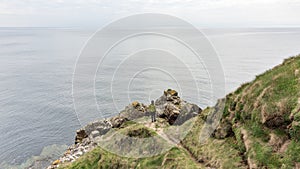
left=0, top=0, right=299, bottom=27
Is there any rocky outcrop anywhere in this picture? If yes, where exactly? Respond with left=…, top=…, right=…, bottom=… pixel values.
left=46, top=55, right=300, bottom=169
left=119, top=101, right=147, bottom=120
left=47, top=135, right=96, bottom=169
left=84, top=120, right=112, bottom=135
left=110, top=116, right=128, bottom=128
left=74, top=129, right=87, bottom=144
left=48, top=119, right=111, bottom=169
left=47, top=89, right=202, bottom=169
left=156, top=89, right=202, bottom=125
left=162, top=102, right=180, bottom=124
left=48, top=115, right=129, bottom=168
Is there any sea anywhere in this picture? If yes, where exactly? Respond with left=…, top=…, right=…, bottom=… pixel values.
left=0, top=27, right=300, bottom=168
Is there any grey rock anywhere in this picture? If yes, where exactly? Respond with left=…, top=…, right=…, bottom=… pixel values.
left=91, top=130, right=100, bottom=138
left=119, top=101, right=147, bottom=120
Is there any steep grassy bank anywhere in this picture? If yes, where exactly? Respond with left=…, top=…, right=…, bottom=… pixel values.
left=58, top=55, right=300, bottom=169
left=182, top=55, right=300, bottom=168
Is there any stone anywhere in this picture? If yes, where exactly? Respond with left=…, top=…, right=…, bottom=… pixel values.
left=74, top=151, right=83, bottom=157
left=96, top=126, right=110, bottom=135
left=52, top=159, right=60, bottom=165
left=164, top=89, right=178, bottom=97
left=64, top=150, right=71, bottom=155
left=110, top=116, right=128, bottom=128
left=84, top=120, right=112, bottom=135
left=132, top=101, right=140, bottom=108
left=161, top=103, right=180, bottom=125
left=175, top=103, right=201, bottom=125
left=155, top=89, right=202, bottom=125
left=75, top=129, right=88, bottom=144
left=119, top=102, right=146, bottom=120
left=93, top=136, right=102, bottom=142
left=91, top=130, right=100, bottom=138
left=295, top=69, right=299, bottom=76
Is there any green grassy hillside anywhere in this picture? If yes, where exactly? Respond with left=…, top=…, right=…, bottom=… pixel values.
left=182, top=55, right=300, bottom=168
left=59, top=55, right=300, bottom=169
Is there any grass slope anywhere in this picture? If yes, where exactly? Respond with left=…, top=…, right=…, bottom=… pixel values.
left=182, top=55, right=300, bottom=168
left=59, top=124, right=200, bottom=169
left=60, top=55, right=300, bottom=169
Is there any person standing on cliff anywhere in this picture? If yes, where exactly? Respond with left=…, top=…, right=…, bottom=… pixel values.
left=149, top=100, right=156, bottom=122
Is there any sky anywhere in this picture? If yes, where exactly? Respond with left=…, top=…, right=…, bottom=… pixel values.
left=0, top=0, right=300, bottom=28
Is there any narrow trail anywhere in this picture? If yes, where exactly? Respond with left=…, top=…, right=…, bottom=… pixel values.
left=144, top=121, right=203, bottom=168
left=144, top=122, right=178, bottom=145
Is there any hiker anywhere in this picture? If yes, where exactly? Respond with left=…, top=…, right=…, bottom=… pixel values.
left=148, top=100, right=156, bottom=122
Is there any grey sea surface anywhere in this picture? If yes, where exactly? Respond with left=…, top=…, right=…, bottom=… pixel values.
left=0, top=27, right=300, bottom=168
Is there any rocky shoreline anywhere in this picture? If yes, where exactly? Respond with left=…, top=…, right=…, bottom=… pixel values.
left=47, top=89, right=202, bottom=169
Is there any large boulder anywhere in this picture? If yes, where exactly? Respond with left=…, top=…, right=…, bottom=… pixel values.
left=75, top=119, right=112, bottom=144
left=175, top=103, right=202, bottom=125
left=156, top=89, right=180, bottom=107
left=75, top=129, right=88, bottom=144
left=156, top=89, right=202, bottom=125
left=84, top=120, right=112, bottom=135
left=110, top=116, right=128, bottom=128
left=161, top=102, right=181, bottom=125
left=119, top=101, right=147, bottom=120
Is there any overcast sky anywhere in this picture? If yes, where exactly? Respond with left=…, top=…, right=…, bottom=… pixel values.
left=0, top=0, right=299, bottom=28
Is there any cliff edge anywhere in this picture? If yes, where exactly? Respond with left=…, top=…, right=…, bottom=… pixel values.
left=48, top=55, right=300, bottom=169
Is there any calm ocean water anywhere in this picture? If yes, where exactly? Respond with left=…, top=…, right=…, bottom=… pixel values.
left=0, top=27, right=300, bottom=168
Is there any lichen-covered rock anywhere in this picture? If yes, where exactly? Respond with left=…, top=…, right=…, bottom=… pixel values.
left=84, top=120, right=112, bottom=135
left=91, top=130, right=100, bottom=138
left=164, top=89, right=178, bottom=97
left=175, top=103, right=201, bottom=125
left=119, top=101, right=147, bottom=120
left=52, top=159, right=60, bottom=165
left=156, top=89, right=180, bottom=108
left=47, top=136, right=96, bottom=169
left=161, top=102, right=181, bottom=125
left=156, top=89, right=202, bottom=125
left=110, top=116, right=128, bottom=128
left=75, top=129, right=88, bottom=144
left=132, top=101, right=140, bottom=108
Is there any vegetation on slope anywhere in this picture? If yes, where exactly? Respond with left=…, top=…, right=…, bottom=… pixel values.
left=182, top=55, right=300, bottom=168
left=59, top=123, right=200, bottom=169
left=59, top=55, right=300, bottom=169
left=225, top=55, right=300, bottom=168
